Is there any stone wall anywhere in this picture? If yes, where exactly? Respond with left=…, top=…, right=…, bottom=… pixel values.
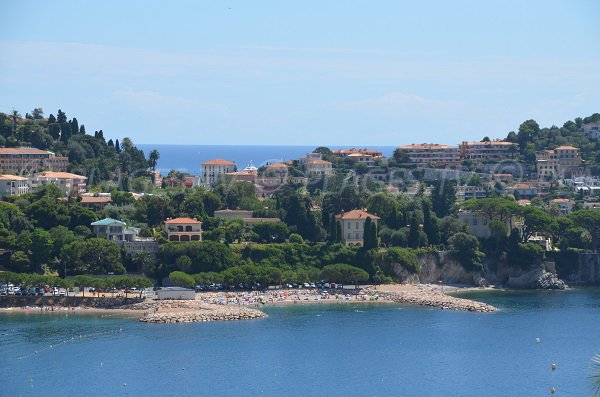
left=0, top=296, right=143, bottom=308
left=579, top=253, right=600, bottom=284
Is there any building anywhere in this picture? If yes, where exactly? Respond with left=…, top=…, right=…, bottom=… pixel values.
left=335, top=209, right=380, bottom=247
left=456, top=185, right=488, bottom=201
left=304, top=159, right=333, bottom=177
left=214, top=209, right=253, bottom=219
left=0, top=147, right=68, bottom=174
left=30, top=171, right=87, bottom=195
left=0, top=174, right=29, bottom=197
left=242, top=217, right=281, bottom=228
left=299, top=153, right=333, bottom=177
left=257, top=162, right=289, bottom=187
left=164, top=217, right=202, bottom=242
left=459, top=140, right=516, bottom=161
left=504, top=183, right=539, bottom=199
left=91, top=217, right=158, bottom=255
left=536, top=146, right=583, bottom=179
left=395, top=144, right=461, bottom=166
left=346, top=152, right=375, bottom=166
left=201, top=159, right=236, bottom=186
left=549, top=198, right=573, bottom=215
left=155, top=287, right=195, bottom=300
left=458, top=210, right=521, bottom=239
left=583, top=120, right=600, bottom=142
left=80, top=195, right=113, bottom=210
left=332, top=148, right=383, bottom=159
left=564, top=176, right=600, bottom=196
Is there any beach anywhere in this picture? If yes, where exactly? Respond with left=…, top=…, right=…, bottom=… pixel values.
left=0, top=284, right=496, bottom=324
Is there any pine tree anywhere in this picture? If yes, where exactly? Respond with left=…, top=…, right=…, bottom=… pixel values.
left=422, top=199, right=440, bottom=245
left=408, top=214, right=420, bottom=248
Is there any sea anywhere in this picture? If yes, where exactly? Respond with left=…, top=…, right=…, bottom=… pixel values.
left=137, top=144, right=397, bottom=175
left=2, top=288, right=599, bottom=396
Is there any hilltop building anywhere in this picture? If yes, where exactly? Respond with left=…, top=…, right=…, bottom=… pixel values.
left=536, top=146, right=583, bottom=179
left=459, top=140, right=516, bottom=160
left=395, top=144, right=461, bottom=166
left=0, top=147, right=68, bottom=174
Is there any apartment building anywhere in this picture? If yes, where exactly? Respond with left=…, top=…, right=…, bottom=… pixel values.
left=0, top=174, right=29, bottom=197
left=459, top=140, right=516, bottom=160
left=537, top=146, right=583, bottom=179
left=0, top=147, right=68, bottom=174
left=395, top=144, right=461, bottom=166
left=201, top=159, right=236, bottom=186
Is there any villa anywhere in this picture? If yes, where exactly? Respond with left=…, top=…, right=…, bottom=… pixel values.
left=91, top=217, right=159, bottom=256
left=30, top=171, right=87, bottom=196
left=0, top=174, right=29, bottom=197
left=164, top=217, right=203, bottom=242
left=336, top=209, right=380, bottom=247
left=201, top=159, right=236, bottom=186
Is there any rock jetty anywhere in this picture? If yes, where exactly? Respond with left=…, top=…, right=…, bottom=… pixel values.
left=122, top=299, right=267, bottom=324
left=365, top=285, right=496, bottom=312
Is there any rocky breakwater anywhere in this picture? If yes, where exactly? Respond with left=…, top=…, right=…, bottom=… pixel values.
left=365, top=285, right=496, bottom=313
left=122, top=299, right=267, bottom=324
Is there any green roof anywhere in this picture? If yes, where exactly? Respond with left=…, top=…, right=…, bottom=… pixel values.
left=91, top=217, right=126, bottom=226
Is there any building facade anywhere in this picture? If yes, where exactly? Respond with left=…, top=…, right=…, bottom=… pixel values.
left=164, top=217, right=203, bottom=242
left=583, top=121, right=600, bottom=142
left=30, top=171, right=87, bottom=195
left=201, top=159, right=236, bottom=186
left=459, top=140, right=516, bottom=160
left=0, top=147, right=68, bottom=175
left=395, top=144, right=461, bottom=165
left=536, top=146, right=583, bottom=179
left=0, top=174, right=29, bottom=197
left=335, top=209, right=380, bottom=247
left=91, top=217, right=158, bottom=255
left=458, top=210, right=521, bottom=239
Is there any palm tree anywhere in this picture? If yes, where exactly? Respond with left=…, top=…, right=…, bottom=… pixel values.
left=148, top=149, right=160, bottom=171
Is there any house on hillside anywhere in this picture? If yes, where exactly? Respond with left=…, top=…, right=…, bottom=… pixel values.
left=201, top=159, right=236, bottom=186
left=336, top=209, right=380, bottom=247
left=91, top=217, right=158, bottom=256
left=164, top=217, right=202, bottom=242
left=0, top=174, right=29, bottom=197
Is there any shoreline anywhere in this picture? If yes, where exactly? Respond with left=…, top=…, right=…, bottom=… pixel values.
left=1, top=284, right=497, bottom=323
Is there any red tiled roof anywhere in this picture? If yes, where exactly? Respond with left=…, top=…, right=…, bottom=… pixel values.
left=554, top=146, right=578, bottom=150
left=0, top=147, right=52, bottom=155
left=164, top=217, right=201, bottom=224
left=0, top=174, right=28, bottom=181
left=397, top=143, right=456, bottom=150
left=336, top=209, right=380, bottom=220
left=306, top=159, right=332, bottom=165
left=550, top=198, right=570, bottom=203
left=202, top=159, right=235, bottom=166
left=267, top=162, right=288, bottom=168
left=36, top=172, right=87, bottom=180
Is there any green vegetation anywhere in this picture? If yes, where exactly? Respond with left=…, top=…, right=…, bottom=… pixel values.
left=1, top=110, right=600, bottom=288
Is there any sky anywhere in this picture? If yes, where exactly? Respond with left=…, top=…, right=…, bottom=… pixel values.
left=1, top=0, right=599, bottom=146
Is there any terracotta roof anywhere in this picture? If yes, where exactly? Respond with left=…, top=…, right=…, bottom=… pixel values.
left=267, top=162, right=288, bottom=168
left=306, top=159, right=332, bottom=165
left=0, top=174, right=28, bottom=181
left=35, top=172, right=87, bottom=180
left=554, top=145, right=578, bottom=150
left=336, top=209, right=380, bottom=220
left=164, top=217, right=201, bottom=224
left=202, top=159, right=235, bottom=166
left=550, top=198, right=570, bottom=203
left=0, top=147, right=52, bottom=155
left=512, top=184, right=535, bottom=190
left=347, top=153, right=371, bottom=157
left=397, top=143, right=456, bottom=150
left=462, top=140, right=513, bottom=146
left=517, top=199, right=531, bottom=206
left=80, top=196, right=112, bottom=204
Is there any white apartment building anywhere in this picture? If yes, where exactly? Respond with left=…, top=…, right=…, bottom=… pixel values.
left=201, top=159, right=236, bottom=186
left=536, top=146, right=583, bottom=179
left=30, top=171, right=87, bottom=195
left=0, top=174, right=29, bottom=197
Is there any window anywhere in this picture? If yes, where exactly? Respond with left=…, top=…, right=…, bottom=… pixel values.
left=356, top=233, right=359, bottom=239
left=472, top=219, right=478, bottom=226
left=356, top=222, right=359, bottom=229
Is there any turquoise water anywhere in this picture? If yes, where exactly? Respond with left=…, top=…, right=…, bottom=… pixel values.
left=1, top=289, right=599, bottom=396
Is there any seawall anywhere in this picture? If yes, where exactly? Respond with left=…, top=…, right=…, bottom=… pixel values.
left=0, top=296, right=143, bottom=308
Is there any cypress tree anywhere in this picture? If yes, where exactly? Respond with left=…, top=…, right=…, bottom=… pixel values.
left=364, top=217, right=372, bottom=248
left=408, top=215, right=420, bottom=248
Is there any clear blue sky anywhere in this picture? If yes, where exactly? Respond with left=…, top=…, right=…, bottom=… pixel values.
left=1, top=0, right=599, bottom=145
